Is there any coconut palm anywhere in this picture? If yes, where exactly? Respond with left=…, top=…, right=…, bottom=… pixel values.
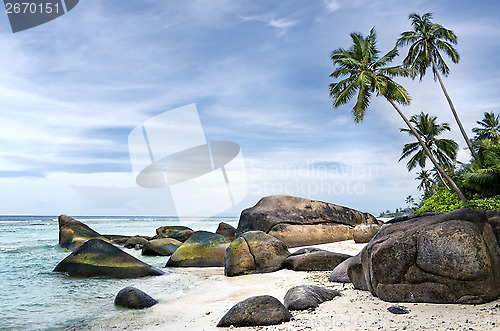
left=329, top=28, right=468, bottom=204
left=415, top=169, right=435, bottom=196
left=396, top=13, right=476, bottom=158
left=399, top=112, right=458, bottom=187
left=472, top=111, right=500, bottom=143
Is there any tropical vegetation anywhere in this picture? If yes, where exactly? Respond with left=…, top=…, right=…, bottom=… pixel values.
left=329, top=12, right=500, bottom=214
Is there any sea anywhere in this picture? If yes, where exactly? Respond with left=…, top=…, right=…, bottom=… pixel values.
left=0, top=215, right=239, bottom=331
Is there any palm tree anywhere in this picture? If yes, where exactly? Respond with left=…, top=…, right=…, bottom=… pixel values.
left=329, top=28, right=468, bottom=204
left=399, top=112, right=458, bottom=187
left=396, top=13, right=476, bottom=158
left=415, top=169, right=435, bottom=196
left=472, top=111, right=500, bottom=143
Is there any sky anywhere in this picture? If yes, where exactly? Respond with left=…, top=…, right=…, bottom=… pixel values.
left=0, top=0, right=499, bottom=217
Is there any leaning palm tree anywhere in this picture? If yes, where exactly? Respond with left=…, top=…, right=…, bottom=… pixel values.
left=472, top=111, right=500, bottom=143
left=399, top=112, right=458, bottom=187
left=396, top=13, right=476, bottom=158
left=329, top=27, right=468, bottom=204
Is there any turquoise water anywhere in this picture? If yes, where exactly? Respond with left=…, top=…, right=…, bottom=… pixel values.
left=0, top=216, right=238, bottom=331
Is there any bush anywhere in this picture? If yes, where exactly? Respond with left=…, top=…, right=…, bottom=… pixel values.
left=415, top=188, right=463, bottom=213
left=466, top=195, right=500, bottom=211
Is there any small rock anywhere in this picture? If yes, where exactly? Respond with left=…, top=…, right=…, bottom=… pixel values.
left=114, top=287, right=158, bottom=309
left=217, top=295, right=291, bottom=327
left=387, top=305, right=410, bottom=314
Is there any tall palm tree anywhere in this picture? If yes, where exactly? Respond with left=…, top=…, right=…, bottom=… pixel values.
left=396, top=13, right=476, bottom=158
left=399, top=112, right=458, bottom=187
left=329, top=28, right=468, bottom=204
left=472, top=111, right=500, bottom=143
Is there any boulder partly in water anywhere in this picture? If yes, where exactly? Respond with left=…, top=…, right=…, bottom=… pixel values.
left=53, top=239, right=165, bottom=278
left=58, top=214, right=112, bottom=251
left=114, top=287, right=158, bottom=309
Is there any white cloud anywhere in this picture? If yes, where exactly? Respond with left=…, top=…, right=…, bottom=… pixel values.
left=240, top=13, right=297, bottom=36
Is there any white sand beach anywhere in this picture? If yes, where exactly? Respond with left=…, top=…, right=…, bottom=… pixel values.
left=85, top=240, right=500, bottom=331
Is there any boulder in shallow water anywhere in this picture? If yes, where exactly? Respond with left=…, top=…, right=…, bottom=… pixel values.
left=224, top=231, right=290, bottom=277
left=283, top=247, right=351, bottom=271
left=53, top=239, right=165, bottom=278
left=58, top=214, right=112, bottom=251
left=236, top=195, right=379, bottom=247
left=353, top=223, right=382, bottom=243
left=156, top=225, right=194, bottom=242
left=142, top=238, right=182, bottom=256
left=216, top=222, right=237, bottom=241
left=124, top=236, right=149, bottom=249
left=349, top=208, right=500, bottom=303
left=166, top=231, right=230, bottom=267
left=114, top=287, right=158, bottom=309
left=217, top=295, right=291, bottom=327
left=284, top=285, right=341, bottom=310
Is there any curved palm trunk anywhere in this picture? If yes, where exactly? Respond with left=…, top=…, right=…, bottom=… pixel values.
left=434, top=166, right=451, bottom=190
left=430, top=57, right=477, bottom=159
left=386, top=98, right=468, bottom=205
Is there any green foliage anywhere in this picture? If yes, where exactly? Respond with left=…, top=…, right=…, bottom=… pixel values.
left=462, top=139, right=500, bottom=197
left=466, top=195, right=500, bottom=211
left=415, top=188, right=463, bottom=213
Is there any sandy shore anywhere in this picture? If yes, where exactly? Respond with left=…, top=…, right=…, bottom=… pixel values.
left=85, top=240, right=500, bottom=331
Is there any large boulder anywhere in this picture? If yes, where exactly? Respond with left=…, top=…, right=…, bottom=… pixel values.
left=284, top=285, right=341, bottom=311
left=236, top=195, right=379, bottom=247
left=156, top=225, right=194, bottom=242
left=348, top=209, right=500, bottom=304
left=224, top=231, right=290, bottom=277
left=353, top=223, right=382, bottom=243
left=53, top=239, right=165, bottom=278
left=114, top=287, right=158, bottom=309
left=142, top=238, right=181, bottom=256
left=165, top=231, right=230, bottom=267
left=58, top=214, right=112, bottom=251
left=124, top=236, right=149, bottom=249
left=216, top=222, right=237, bottom=241
left=283, top=248, right=351, bottom=271
left=217, top=295, right=291, bottom=327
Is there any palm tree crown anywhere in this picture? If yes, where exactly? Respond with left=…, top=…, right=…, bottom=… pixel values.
left=472, top=111, right=500, bottom=143
left=397, top=12, right=459, bottom=80
left=399, top=112, right=458, bottom=171
left=329, top=28, right=414, bottom=123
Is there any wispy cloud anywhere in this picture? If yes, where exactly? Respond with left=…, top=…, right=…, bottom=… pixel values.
left=240, top=13, right=297, bottom=36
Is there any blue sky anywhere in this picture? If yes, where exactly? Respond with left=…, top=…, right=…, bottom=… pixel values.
left=0, top=0, right=498, bottom=216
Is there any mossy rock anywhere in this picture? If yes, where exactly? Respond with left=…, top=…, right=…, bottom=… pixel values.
left=142, top=238, right=181, bottom=256
left=166, top=231, right=230, bottom=267
left=53, top=239, right=165, bottom=278
left=58, top=214, right=112, bottom=251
